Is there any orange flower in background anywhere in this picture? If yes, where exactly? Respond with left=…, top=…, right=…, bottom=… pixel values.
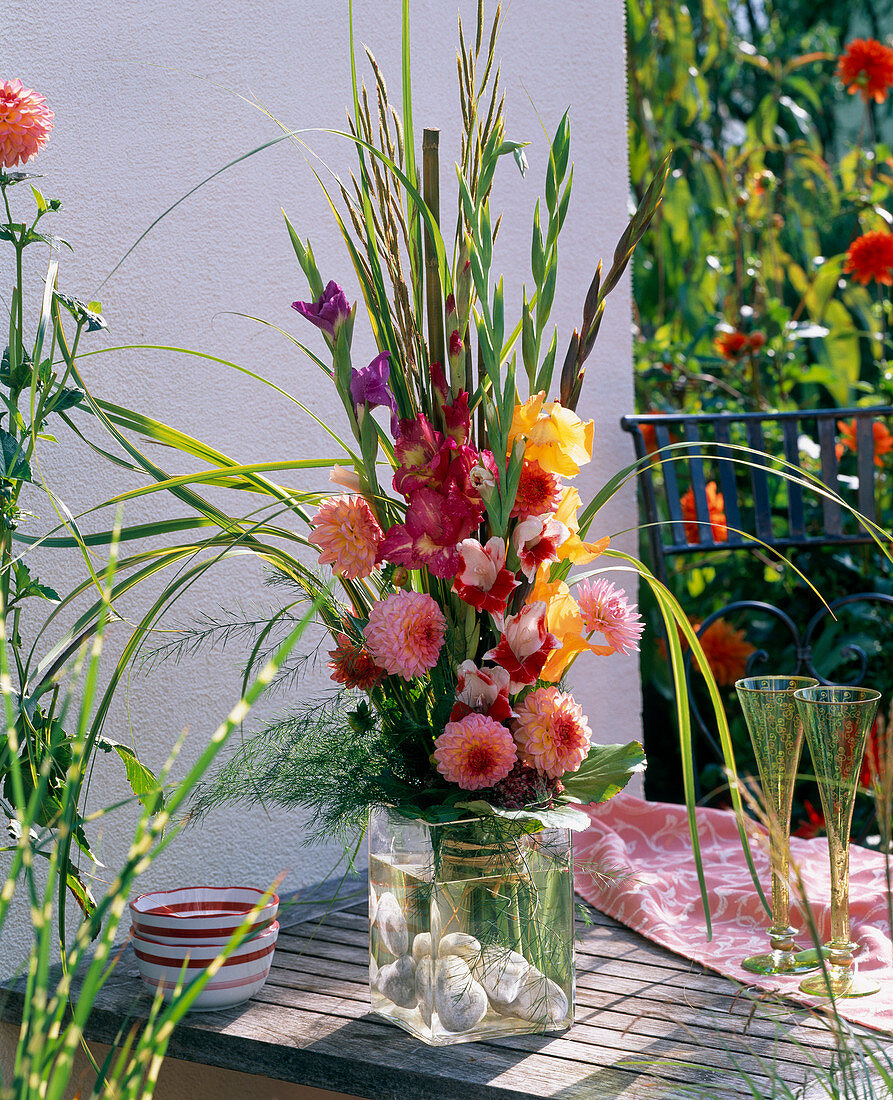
left=835, top=418, right=893, bottom=467
left=680, top=481, right=728, bottom=544
left=0, top=80, right=54, bottom=168
left=508, top=392, right=594, bottom=476
left=714, top=330, right=766, bottom=361
left=843, top=230, right=893, bottom=286
left=837, top=38, right=893, bottom=103
left=693, top=618, right=755, bottom=686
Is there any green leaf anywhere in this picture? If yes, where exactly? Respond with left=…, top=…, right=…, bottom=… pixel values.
left=560, top=741, right=646, bottom=805
left=30, top=185, right=47, bottom=213
left=455, top=799, right=593, bottom=832
left=0, top=427, right=32, bottom=481
left=97, top=737, right=163, bottom=812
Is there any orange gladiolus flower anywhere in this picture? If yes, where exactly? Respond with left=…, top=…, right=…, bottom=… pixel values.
left=843, top=230, right=893, bottom=286
left=680, top=481, right=728, bottom=544
left=835, top=418, right=893, bottom=467
left=837, top=38, right=893, bottom=104
left=508, top=392, right=594, bottom=477
left=553, top=486, right=611, bottom=564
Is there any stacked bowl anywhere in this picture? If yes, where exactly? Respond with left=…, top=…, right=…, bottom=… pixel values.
left=129, top=886, right=280, bottom=1011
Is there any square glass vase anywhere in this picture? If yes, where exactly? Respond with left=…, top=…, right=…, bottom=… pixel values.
left=368, top=806, right=575, bottom=1046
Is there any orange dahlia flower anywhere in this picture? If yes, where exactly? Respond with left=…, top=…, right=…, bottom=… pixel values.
left=837, top=38, right=893, bottom=104
left=308, top=494, right=383, bottom=580
left=843, top=230, right=893, bottom=286
left=0, top=80, right=54, bottom=169
left=835, top=418, right=893, bottom=467
left=680, top=481, right=728, bottom=544
left=513, top=687, right=592, bottom=779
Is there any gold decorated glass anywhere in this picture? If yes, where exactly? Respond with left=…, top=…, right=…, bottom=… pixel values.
left=794, top=685, right=881, bottom=999
left=735, top=676, right=820, bottom=975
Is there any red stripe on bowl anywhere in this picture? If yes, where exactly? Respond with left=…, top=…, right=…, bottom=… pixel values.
left=133, top=941, right=276, bottom=968
left=132, top=918, right=274, bottom=941
left=139, top=968, right=270, bottom=992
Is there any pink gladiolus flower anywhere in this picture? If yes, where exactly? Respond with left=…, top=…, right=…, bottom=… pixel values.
left=575, top=577, right=644, bottom=655
left=484, top=602, right=559, bottom=691
left=450, top=661, right=513, bottom=723
left=308, top=495, right=383, bottom=580
left=452, top=537, right=518, bottom=614
left=363, top=591, right=446, bottom=680
left=512, top=515, right=570, bottom=581
left=0, top=80, right=53, bottom=168
left=514, top=687, right=592, bottom=779
left=434, top=713, right=517, bottom=790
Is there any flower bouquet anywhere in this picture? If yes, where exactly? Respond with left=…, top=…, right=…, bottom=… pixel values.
left=80, top=4, right=741, bottom=1045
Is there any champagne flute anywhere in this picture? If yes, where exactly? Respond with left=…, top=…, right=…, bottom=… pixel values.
left=735, top=676, right=821, bottom=975
left=794, top=684, right=881, bottom=999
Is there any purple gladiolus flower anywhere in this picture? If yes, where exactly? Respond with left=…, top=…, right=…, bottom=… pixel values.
left=351, top=351, right=398, bottom=434
left=291, top=281, right=352, bottom=338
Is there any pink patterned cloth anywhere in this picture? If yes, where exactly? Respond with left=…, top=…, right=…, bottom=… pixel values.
left=574, top=793, right=893, bottom=1033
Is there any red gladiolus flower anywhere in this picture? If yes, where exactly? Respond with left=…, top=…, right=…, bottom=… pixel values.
left=512, top=514, right=569, bottom=581
left=452, top=537, right=518, bottom=614
left=449, top=661, right=513, bottom=723
left=378, top=483, right=483, bottom=578
left=837, top=38, right=893, bottom=104
left=484, top=603, right=559, bottom=692
left=843, top=230, right=893, bottom=286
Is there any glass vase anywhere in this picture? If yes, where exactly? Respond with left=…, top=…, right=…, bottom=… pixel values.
left=368, top=806, right=575, bottom=1046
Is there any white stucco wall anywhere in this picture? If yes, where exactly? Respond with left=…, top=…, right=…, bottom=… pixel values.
left=3, top=0, right=636, bottom=1092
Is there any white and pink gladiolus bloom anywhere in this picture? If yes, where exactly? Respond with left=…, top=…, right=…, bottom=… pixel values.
left=452, top=537, right=518, bottom=614
left=484, top=602, right=559, bottom=692
left=452, top=660, right=513, bottom=722
left=512, top=515, right=570, bottom=581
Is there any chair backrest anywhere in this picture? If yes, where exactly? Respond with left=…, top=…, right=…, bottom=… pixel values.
left=620, top=406, right=893, bottom=787
left=620, top=406, right=893, bottom=585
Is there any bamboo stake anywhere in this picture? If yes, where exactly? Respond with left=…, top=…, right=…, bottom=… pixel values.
left=422, top=128, right=445, bottom=369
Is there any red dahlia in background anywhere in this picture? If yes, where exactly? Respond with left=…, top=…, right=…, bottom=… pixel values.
left=844, top=230, right=893, bottom=286
left=837, top=38, right=893, bottom=103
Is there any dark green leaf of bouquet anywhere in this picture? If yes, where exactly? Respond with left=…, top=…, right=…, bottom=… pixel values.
left=561, top=741, right=646, bottom=806
left=50, top=387, right=85, bottom=413
left=0, top=428, right=32, bottom=482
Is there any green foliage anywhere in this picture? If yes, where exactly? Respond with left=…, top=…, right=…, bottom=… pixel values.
left=629, top=0, right=893, bottom=416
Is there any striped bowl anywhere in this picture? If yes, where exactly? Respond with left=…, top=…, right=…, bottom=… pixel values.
left=129, top=886, right=279, bottom=944
left=131, top=920, right=279, bottom=1011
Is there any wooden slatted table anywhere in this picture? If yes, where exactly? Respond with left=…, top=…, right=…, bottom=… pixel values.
left=0, top=875, right=877, bottom=1099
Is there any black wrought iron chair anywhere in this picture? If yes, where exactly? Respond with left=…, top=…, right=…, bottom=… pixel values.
left=620, top=406, right=893, bottom=787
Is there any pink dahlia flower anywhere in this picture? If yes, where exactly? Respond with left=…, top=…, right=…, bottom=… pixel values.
left=450, top=661, right=513, bottom=723
left=0, top=80, right=53, bottom=168
left=452, top=537, right=518, bottom=614
left=309, top=495, right=383, bottom=580
left=434, top=713, right=517, bottom=790
left=575, top=577, right=644, bottom=655
left=363, top=590, right=446, bottom=680
left=514, top=687, right=592, bottom=779
left=483, top=602, right=559, bottom=692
